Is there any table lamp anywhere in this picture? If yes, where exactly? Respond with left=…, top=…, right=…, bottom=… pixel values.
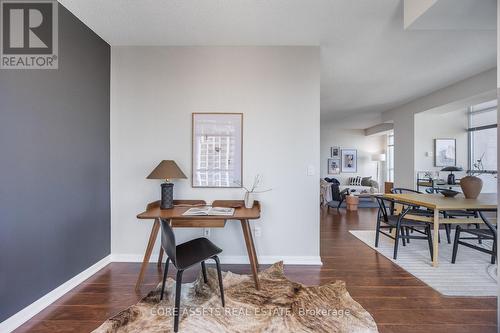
left=147, top=160, right=187, bottom=209
left=441, top=166, right=463, bottom=185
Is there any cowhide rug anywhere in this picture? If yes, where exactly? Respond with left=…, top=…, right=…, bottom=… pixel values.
left=93, top=262, right=378, bottom=333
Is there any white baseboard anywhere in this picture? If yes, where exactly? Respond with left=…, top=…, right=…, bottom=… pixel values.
left=111, top=253, right=323, bottom=266
left=2, top=253, right=321, bottom=332
left=0, top=255, right=111, bottom=333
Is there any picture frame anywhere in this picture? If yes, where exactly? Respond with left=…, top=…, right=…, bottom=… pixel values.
left=327, top=158, right=340, bottom=174
left=434, top=138, right=456, bottom=167
left=330, top=146, right=340, bottom=158
left=192, top=113, right=243, bottom=188
left=341, top=149, right=357, bottom=173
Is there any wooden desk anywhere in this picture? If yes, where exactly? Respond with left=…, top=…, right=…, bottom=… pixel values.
left=385, top=193, right=497, bottom=267
left=136, top=200, right=262, bottom=290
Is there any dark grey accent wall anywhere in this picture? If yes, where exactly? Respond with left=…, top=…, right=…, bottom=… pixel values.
left=0, top=5, right=110, bottom=321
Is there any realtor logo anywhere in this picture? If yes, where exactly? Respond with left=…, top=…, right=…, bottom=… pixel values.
left=1, top=0, right=58, bottom=69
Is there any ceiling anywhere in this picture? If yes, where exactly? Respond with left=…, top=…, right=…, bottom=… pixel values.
left=59, top=0, right=496, bottom=126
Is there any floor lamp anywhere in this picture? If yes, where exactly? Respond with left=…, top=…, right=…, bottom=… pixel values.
left=371, top=153, right=386, bottom=192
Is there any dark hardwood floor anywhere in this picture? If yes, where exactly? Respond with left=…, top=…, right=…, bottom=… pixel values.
left=15, top=208, right=497, bottom=332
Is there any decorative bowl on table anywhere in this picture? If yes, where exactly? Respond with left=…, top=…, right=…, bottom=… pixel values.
left=439, top=189, right=459, bottom=198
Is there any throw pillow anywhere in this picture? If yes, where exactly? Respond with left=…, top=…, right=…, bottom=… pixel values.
left=349, top=176, right=362, bottom=186
left=361, top=176, right=372, bottom=186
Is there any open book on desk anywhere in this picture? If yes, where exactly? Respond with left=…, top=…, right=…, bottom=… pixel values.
left=182, top=206, right=235, bottom=216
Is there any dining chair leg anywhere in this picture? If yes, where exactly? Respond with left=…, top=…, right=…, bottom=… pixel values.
left=491, top=239, right=497, bottom=265
left=401, top=226, right=406, bottom=247
left=405, top=227, right=410, bottom=243
left=375, top=213, right=381, bottom=247
left=426, top=225, right=433, bottom=259
left=174, top=269, right=184, bottom=332
left=213, top=255, right=225, bottom=307
left=451, top=226, right=461, bottom=264
left=393, top=225, right=401, bottom=259
left=445, top=224, right=451, bottom=244
left=475, top=223, right=483, bottom=244
left=201, top=261, right=208, bottom=283
left=160, top=257, right=170, bottom=301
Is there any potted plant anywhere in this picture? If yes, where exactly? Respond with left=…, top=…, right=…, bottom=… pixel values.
left=237, top=175, right=271, bottom=208
left=462, top=153, right=497, bottom=199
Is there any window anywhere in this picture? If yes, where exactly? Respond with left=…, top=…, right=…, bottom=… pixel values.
left=387, top=131, right=394, bottom=182
left=468, top=100, right=497, bottom=193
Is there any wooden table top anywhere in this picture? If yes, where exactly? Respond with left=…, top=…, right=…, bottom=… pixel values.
left=137, top=200, right=261, bottom=220
left=385, top=193, right=497, bottom=210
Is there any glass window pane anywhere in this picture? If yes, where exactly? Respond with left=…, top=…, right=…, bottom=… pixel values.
left=471, top=127, right=497, bottom=171
left=388, top=134, right=394, bottom=146
left=470, top=109, right=497, bottom=128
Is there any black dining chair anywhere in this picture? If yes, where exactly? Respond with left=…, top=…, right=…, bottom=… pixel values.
left=390, top=187, right=421, bottom=195
left=328, top=183, right=349, bottom=211
left=390, top=187, right=454, bottom=244
left=452, top=210, right=497, bottom=264
left=375, top=196, right=434, bottom=260
left=159, top=218, right=225, bottom=332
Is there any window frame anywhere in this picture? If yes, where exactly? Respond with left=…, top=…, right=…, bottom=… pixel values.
left=387, top=132, right=394, bottom=182
left=467, top=105, right=497, bottom=175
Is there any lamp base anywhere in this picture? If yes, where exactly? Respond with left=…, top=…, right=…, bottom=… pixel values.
left=447, top=173, right=455, bottom=185
left=161, top=183, right=174, bottom=209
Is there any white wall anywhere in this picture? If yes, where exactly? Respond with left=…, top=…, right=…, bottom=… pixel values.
left=111, top=46, right=321, bottom=264
left=320, top=121, right=385, bottom=183
left=382, top=68, right=496, bottom=188
left=414, top=110, right=468, bottom=173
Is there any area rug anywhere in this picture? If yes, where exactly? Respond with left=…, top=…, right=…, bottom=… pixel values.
left=350, top=230, right=497, bottom=296
left=93, top=262, right=378, bottom=333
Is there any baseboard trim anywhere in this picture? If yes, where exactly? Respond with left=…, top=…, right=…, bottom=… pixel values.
left=2, top=253, right=321, bottom=332
left=111, top=253, right=323, bottom=266
left=0, top=255, right=112, bottom=333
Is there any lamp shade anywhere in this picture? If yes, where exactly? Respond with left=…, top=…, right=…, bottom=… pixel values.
left=440, top=166, right=463, bottom=172
left=371, top=153, right=386, bottom=162
left=147, top=160, right=187, bottom=180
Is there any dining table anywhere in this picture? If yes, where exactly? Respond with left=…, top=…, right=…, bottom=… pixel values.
left=384, top=193, right=497, bottom=267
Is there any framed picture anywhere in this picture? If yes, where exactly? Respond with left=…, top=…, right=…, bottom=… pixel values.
left=327, top=158, right=340, bottom=174
left=192, top=113, right=243, bottom=187
left=434, top=138, right=456, bottom=167
left=330, top=146, right=340, bottom=158
left=341, top=149, right=357, bottom=173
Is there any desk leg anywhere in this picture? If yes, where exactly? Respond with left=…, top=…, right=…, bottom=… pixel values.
left=157, top=247, right=164, bottom=268
left=240, top=219, right=260, bottom=290
left=432, top=210, right=439, bottom=267
left=135, top=218, right=161, bottom=290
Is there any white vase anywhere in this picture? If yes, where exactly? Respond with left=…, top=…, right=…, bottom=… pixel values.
left=244, top=192, right=254, bottom=208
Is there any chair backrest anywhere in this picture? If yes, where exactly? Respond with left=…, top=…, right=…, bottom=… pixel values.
left=375, top=196, right=416, bottom=221
left=160, top=219, right=177, bottom=264
left=375, top=196, right=393, bottom=221
left=391, top=187, right=422, bottom=194
left=331, top=183, right=343, bottom=201
left=478, top=211, right=498, bottom=239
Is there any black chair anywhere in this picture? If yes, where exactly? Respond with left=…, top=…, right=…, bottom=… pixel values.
left=443, top=210, right=482, bottom=244
left=452, top=210, right=497, bottom=264
left=390, top=187, right=453, bottom=244
left=375, top=196, right=434, bottom=260
left=390, top=187, right=421, bottom=195
left=328, top=183, right=349, bottom=211
left=159, top=219, right=225, bottom=332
